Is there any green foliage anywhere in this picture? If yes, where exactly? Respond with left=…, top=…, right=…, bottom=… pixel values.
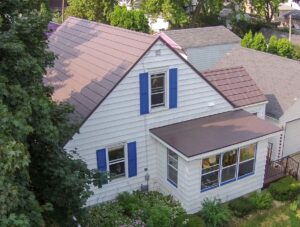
left=292, top=44, right=300, bottom=60
left=251, top=32, right=267, bottom=51
left=277, top=38, right=293, bottom=58
left=268, top=35, right=278, bottom=54
left=141, top=0, right=190, bottom=28
left=249, top=191, right=273, bottom=209
left=201, top=198, right=231, bottom=227
left=251, top=0, right=282, bottom=22
left=241, top=30, right=253, bottom=48
left=65, top=0, right=116, bottom=23
left=228, top=197, right=256, bottom=217
left=110, top=6, right=150, bottom=33
left=84, top=191, right=186, bottom=227
left=0, top=0, right=101, bottom=226
left=269, top=177, right=300, bottom=201
left=175, top=215, right=206, bottom=227
left=191, top=0, right=224, bottom=27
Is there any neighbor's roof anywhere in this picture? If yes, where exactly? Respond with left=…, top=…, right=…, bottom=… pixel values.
left=214, top=46, right=300, bottom=119
left=45, top=17, right=157, bottom=121
left=283, top=10, right=300, bottom=20
left=164, top=26, right=241, bottom=49
left=202, top=66, right=267, bottom=107
left=150, top=110, right=281, bottom=157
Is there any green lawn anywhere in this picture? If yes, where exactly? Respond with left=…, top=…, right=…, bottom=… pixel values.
left=230, top=202, right=300, bottom=227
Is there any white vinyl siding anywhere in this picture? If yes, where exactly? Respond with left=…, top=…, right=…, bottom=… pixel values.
left=64, top=40, right=235, bottom=208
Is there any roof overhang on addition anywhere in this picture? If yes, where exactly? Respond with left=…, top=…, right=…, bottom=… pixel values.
left=150, top=110, right=282, bottom=161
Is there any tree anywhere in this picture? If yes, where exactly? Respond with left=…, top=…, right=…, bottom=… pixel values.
left=241, top=31, right=253, bottom=48
left=110, top=6, right=150, bottom=33
left=268, top=35, right=278, bottom=54
left=251, top=0, right=282, bottom=22
left=141, top=0, right=191, bottom=28
left=65, top=0, right=117, bottom=23
left=191, top=0, right=224, bottom=26
left=0, top=0, right=100, bottom=226
left=277, top=38, right=293, bottom=58
left=251, top=32, right=267, bottom=51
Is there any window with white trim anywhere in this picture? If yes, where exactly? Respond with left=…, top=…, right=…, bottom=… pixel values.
left=167, top=149, right=178, bottom=186
left=201, top=143, right=256, bottom=192
left=108, top=146, right=125, bottom=180
left=151, top=73, right=165, bottom=108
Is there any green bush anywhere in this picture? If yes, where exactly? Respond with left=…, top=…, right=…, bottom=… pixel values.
left=269, top=176, right=300, bottom=201
left=228, top=197, right=256, bottom=217
left=249, top=191, right=273, bottom=209
left=277, top=38, right=293, bottom=58
left=175, top=214, right=205, bottom=227
left=241, top=30, right=253, bottom=48
left=268, top=35, right=278, bottom=54
left=251, top=32, right=267, bottom=51
left=201, top=198, right=231, bottom=227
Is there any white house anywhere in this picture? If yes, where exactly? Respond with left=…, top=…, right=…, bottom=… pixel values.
left=45, top=17, right=281, bottom=213
left=164, top=26, right=300, bottom=161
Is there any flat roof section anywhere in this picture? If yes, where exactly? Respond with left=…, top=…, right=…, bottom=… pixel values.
left=150, top=110, right=281, bottom=157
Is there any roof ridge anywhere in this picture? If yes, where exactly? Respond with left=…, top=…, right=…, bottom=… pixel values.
left=202, top=65, right=244, bottom=74
left=67, top=16, right=155, bottom=38
left=165, top=25, right=226, bottom=33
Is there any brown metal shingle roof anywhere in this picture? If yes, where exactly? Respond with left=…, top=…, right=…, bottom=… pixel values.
left=202, top=66, right=267, bottom=108
left=45, top=17, right=157, bottom=122
left=150, top=110, right=281, bottom=157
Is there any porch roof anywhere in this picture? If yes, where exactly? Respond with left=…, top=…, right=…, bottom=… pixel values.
left=150, top=110, right=281, bottom=158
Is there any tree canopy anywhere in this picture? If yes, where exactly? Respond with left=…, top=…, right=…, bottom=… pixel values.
left=0, top=0, right=100, bottom=226
left=141, top=0, right=191, bottom=28
left=65, top=0, right=117, bottom=23
left=249, top=0, right=282, bottom=22
left=110, top=6, right=150, bottom=33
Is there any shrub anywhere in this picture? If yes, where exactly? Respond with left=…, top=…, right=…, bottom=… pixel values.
left=269, top=176, right=300, bottom=201
left=268, top=35, right=278, bottom=54
left=228, top=197, right=256, bottom=217
left=292, top=44, right=300, bottom=60
left=175, top=214, right=205, bottom=227
left=249, top=191, right=273, bottom=209
left=277, top=38, right=293, bottom=58
left=251, top=32, right=267, bottom=51
left=201, top=198, right=231, bottom=227
left=241, top=31, right=253, bottom=48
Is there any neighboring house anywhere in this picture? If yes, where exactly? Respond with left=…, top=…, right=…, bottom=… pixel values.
left=281, top=10, right=300, bottom=30
left=214, top=46, right=300, bottom=159
left=45, top=17, right=280, bottom=213
left=164, top=26, right=241, bottom=71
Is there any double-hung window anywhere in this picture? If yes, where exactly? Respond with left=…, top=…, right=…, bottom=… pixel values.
left=238, top=144, right=256, bottom=177
left=167, top=149, right=178, bottom=186
left=108, top=146, right=125, bottom=180
left=201, top=155, right=220, bottom=191
left=221, top=150, right=237, bottom=184
left=151, top=73, right=165, bottom=108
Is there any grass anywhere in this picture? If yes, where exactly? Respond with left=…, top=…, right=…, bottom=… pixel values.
left=230, top=201, right=300, bottom=227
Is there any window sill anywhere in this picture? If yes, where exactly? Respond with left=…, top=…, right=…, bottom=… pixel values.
left=167, top=179, right=177, bottom=188
left=150, top=106, right=168, bottom=113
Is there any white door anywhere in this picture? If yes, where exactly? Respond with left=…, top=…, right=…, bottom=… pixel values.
left=283, top=119, right=300, bottom=157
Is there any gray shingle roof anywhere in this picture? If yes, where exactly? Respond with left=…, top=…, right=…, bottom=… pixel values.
left=164, top=26, right=241, bottom=49
left=214, top=46, right=300, bottom=119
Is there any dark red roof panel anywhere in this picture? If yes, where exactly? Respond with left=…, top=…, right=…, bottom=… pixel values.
left=45, top=17, right=157, bottom=121
left=150, top=110, right=281, bottom=157
left=202, top=66, right=267, bottom=107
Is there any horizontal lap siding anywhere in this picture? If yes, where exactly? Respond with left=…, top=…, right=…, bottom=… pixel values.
left=65, top=40, right=232, bottom=206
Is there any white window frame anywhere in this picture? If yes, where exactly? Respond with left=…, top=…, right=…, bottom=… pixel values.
left=201, top=155, right=220, bottom=191
left=106, top=144, right=127, bottom=181
left=149, top=69, right=169, bottom=111
left=167, top=149, right=178, bottom=187
left=201, top=143, right=257, bottom=192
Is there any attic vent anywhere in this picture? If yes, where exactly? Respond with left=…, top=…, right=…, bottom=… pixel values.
left=155, top=50, right=161, bottom=56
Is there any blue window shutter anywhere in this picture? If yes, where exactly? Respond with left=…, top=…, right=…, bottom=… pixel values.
left=96, top=149, right=107, bottom=172
left=139, top=72, right=149, bottom=115
left=169, top=68, right=178, bottom=109
left=127, top=142, right=137, bottom=177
